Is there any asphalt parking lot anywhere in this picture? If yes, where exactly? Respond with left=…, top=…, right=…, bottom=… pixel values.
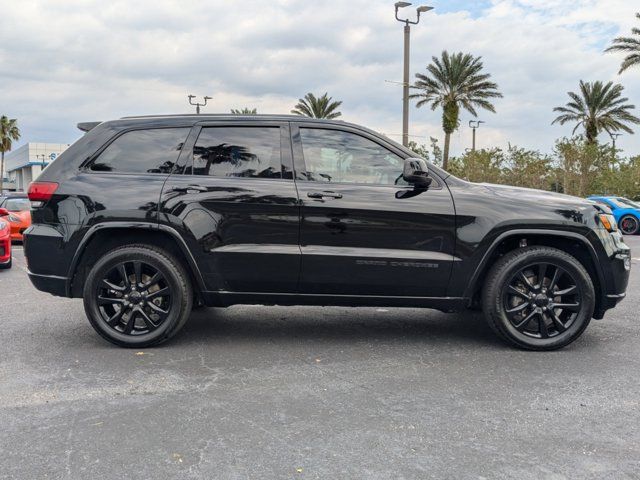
left=1, top=239, right=639, bottom=480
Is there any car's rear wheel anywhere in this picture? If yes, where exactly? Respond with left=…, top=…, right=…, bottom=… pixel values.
left=0, top=258, right=11, bottom=270
left=482, top=247, right=595, bottom=351
left=83, top=245, right=193, bottom=348
left=619, top=215, right=639, bottom=235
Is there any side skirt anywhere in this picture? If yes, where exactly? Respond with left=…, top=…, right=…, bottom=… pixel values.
left=201, top=291, right=469, bottom=313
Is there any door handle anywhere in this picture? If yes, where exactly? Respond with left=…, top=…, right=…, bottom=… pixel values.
left=307, top=191, right=343, bottom=199
left=170, top=185, right=208, bottom=193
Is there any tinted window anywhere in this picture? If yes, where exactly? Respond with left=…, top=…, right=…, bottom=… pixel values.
left=299, top=128, right=406, bottom=185
left=91, top=128, right=190, bottom=174
left=192, top=127, right=282, bottom=179
left=4, top=198, right=30, bottom=211
left=616, top=197, right=640, bottom=209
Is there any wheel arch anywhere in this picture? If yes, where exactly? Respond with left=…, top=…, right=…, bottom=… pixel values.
left=465, top=229, right=606, bottom=315
left=67, top=222, right=206, bottom=298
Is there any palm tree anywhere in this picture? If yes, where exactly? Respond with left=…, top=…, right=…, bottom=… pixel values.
left=231, top=108, right=257, bottom=115
left=552, top=80, right=640, bottom=144
left=605, top=13, right=640, bottom=74
left=291, top=92, right=342, bottom=119
left=410, top=51, right=502, bottom=170
left=0, top=116, right=21, bottom=193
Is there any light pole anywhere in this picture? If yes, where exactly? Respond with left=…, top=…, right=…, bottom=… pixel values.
left=36, top=154, right=46, bottom=169
left=188, top=94, right=212, bottom=114
left=611, top=133, right=621, bottom=159
left=395, top=2, right=433, bottom=147
left=469, top=120, right=485, bottom=152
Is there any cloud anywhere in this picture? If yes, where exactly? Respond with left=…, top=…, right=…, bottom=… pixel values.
left=0, top=0, right=638, bottom=157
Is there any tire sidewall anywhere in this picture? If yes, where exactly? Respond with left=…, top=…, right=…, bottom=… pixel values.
left=488, top=250, right=595, bottom=350
left=83, top=247, right=188, bottom=347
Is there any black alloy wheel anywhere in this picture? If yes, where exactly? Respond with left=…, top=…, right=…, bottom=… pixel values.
left=482, top=246, right=595, bottom=350
left=502, top=263, right=580, bottom=339
left=619, top=215, right=639, bottom=235
left=97, top=260, right=172, bottom=335
left=83, top=245, right=193, bottom=347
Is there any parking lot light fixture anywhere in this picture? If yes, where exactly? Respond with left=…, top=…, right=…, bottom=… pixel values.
left=395, top=3, right=434, bottom=147
left=469, top=120, right=485, bottom=152
left=416, top=5, right=434, bottom=16
left=188, top=95, right=212, bottom=114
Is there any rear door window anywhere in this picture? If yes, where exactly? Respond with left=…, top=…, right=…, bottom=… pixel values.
left=91, top=128, right=190, bottom=174
left=191, top=127, right=283, bottom=179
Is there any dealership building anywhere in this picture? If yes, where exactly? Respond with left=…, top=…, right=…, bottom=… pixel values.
left=2, top=143, right=69, bottom=192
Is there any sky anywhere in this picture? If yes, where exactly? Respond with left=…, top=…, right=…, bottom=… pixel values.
left=1, top=0, right=639, bottom=157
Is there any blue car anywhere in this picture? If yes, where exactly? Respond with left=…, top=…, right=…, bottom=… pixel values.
left=588, top=196, right=640, bottom=235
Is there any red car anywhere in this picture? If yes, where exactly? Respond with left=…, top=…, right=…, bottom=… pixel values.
left=0, top=194, right=31, bottom=242
left=0, top=218, right=11, bottom=269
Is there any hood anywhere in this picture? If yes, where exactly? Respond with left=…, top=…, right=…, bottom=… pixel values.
left=478, top=183, right=597, bottom=209
left=9, top=210, right=31, bottom=223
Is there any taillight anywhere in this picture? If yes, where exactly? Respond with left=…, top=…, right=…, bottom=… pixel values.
left=28, top=182, right=59, bottom=202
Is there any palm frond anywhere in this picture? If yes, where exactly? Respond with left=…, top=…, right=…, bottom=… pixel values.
left=605, top=12, right=640, bottom=73
left=411, top=50, right=502, bottom=123
left=291, top=92, right=342, bottom=119
left=552, top=80, right=638, bottom=141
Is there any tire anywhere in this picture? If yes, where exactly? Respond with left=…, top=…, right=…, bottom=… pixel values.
left=619, top=215, right=639, bottom=235
left=0, top=257, right=11, bottom=270
left=482, top=246, right=595, bottom=351
left=83, top=245, right=193, bottom=348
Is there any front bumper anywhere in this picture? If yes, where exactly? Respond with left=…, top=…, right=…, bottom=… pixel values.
left=0, top=237, right=10, bottom=264
left=593, top=231, right=630, bottom=319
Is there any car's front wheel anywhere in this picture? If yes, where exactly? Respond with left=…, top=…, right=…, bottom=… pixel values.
left=83, top=245, right=193, bottom=348
left=619, top=215, right=639, bottom=235
left=482, top=247, right=595, bottom=351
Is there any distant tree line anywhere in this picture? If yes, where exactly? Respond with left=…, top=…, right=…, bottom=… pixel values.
left=409, top=136, right=640, bottom=200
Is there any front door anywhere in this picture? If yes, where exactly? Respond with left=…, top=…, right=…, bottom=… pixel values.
left=292, top=124, right=456, bottom=297
left=159, top=121, right=301, bottom=293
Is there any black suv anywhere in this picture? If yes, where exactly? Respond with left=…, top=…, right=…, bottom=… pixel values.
left=24, top=115, right=630, bottom=350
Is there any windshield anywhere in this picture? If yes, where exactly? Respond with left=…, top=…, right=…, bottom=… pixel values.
left=615, top=197, right=640, bottom=209
left=3, top=198, right=31, bottom=211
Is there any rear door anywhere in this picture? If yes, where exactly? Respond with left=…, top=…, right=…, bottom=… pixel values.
left=292, top=123, right=456, bottom=297
left=159, top=121, right=301, bottom=293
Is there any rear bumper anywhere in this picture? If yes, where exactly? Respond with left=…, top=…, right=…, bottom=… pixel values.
left=27, top=271, right=68, bottom=297
left=23, top=223, right=73, bottom=297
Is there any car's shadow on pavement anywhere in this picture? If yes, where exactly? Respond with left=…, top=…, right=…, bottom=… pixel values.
left=167, top=307, right=507, bottom=350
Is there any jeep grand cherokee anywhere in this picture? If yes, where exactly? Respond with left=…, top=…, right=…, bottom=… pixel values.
left=23, top=115, right=631, bottom=350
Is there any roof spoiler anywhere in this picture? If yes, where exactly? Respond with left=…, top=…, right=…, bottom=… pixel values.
left=77, top=121, right=102, bottom=133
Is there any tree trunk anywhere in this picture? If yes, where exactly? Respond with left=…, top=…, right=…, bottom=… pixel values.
left=0, top=151, right=4, bottom=194
left=441, top=101, right=458, bottom=172
left=443, top=133, right=451, bottom=171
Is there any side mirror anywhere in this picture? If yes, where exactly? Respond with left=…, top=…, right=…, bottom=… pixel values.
left=403, top=158, right=432, bottom=188
left=0, top=208, right=8, bottom=216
